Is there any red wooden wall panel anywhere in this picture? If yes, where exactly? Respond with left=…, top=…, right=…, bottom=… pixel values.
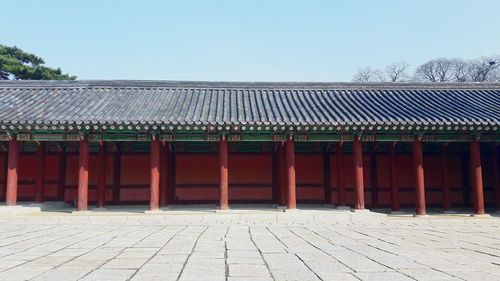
left=330, top=154, right=373, bottom=205
left=228, top=154, right=272, bottom=201
left=66, top=155, right=78, bottom=185
left=296, top=155, right=323, bottom=201
left=18, top=155, right=36, bottom=199
left=229, top=155, right=272, bottom=184
left=296, top=155, right=323, bottom=184
left=377, top=155, right=390, bottom=189
left=176, top=155, right=218, bottom=201
left=424, top=155, right=441, bottom=189
left=176, top=155, right=218, bottom=184
left=120, top=155, right=149, bottom=185
left=45, top=155, right=59, bottom=181
left=2, top=146, right=497, bottom=208
left=0, top=155, right=6, bottom=200
left=64, top=154, right=114, bottom=203
left=18, top=155, right=36, bottom=182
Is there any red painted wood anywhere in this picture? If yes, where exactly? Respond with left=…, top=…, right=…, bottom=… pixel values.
left=413, top=138, right=426, bottom=215
left=296, top=155, right=323, bottom=184
left=35, top=143, right=46, bottom=203
left=441, top=143, right=451, bottom=211
left=113, top=150, right=121, bottom=203
left=370, top=151, right=377, bottom=208
left=175, top=155, right=218, bottom=201
left=0, top=153, right=6, bottom=201
left=336, top=143, right=346, bottom=206
left=18, top=155, right=36, bottom=186
left=229, top=187, right=272, bottom=200
left=176, top=155, right=218, bottom=184
left=6, top=138, right=19, bottom=206
left=323, top=153, right=332, bottom=204
left=58, top=150, right=66, bottom=200
left=150, top=139, right=160, bottom=210
left=353, top=136, right=365, bottom=210
left=286, top=139, right=296, bottom=209
left=168, top=146, right=176, bottom=204
left=121, top=155, right=149, bottom=185
left=272, top=146, right=279, bottom=203
left=297, top=187, right=324, bottom=201
left=470, top=140, right=484, bottom=215
left=120, top=187, right=149, bottom=201
left=44, top=155, right=59, bottom=181
left=97, top=142, right=106, bottom=208
left=278, top=143, right=287, bottom=206
left=78, top=139, right=89, bottom=211
left=219, top=138, right=228, bottom=210
left=424, top=155, right=442, bottom=190
left=295, top=154, right=324, bottom=201
left=493, top=144, right=499, bottom=210
left=389, top=142, right=399, bottom=211
left=228, top=154, right=272, bottom=201
left=175, top=187, right=218, bottom=201
left=159, top=143, right=169, bottom=206
left=229, top=155, right=272, bottom=184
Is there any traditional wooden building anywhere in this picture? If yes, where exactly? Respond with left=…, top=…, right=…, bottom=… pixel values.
left=0, top=80, right=498, bottom=215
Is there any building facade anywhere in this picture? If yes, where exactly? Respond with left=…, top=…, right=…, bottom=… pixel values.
left=0, top=80, right=498, bottom=215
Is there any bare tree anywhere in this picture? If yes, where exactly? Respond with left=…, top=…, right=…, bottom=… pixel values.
left=352, top=67, right=385, bottom=82
left=352, top=55, right=500, bottom=83
left=414, top=58, right=455, bottom=82
left=467, top=56, right=500, bottom=82
left=450, top=58, right=469, bottom=82
left=385, top=62, right=409, bottom=82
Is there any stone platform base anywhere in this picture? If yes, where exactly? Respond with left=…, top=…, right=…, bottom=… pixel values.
left=0, top=205, right=41, bottom=215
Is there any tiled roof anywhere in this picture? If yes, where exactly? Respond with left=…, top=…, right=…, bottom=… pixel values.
left=0, top=80, right=499, bottom=132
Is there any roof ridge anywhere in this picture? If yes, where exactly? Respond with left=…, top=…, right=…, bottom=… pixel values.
left=1, top=80, right=500, bottom=89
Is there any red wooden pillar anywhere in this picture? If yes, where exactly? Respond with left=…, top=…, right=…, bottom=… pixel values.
left=441, top=143, right=451, bottom=211
left=150, top=138, right=160, bottom=211
left=34, top=142, right=46, bottom=203
left=389, top=142, right=399, bottom=211
left=219, top=136, right=229, bottom=210
left=77, top=138, right=89, bottom=211
left=159, top=142, right=169, bottom=207
left=470, top=140, right=484, bottom=215
left=278, top=142, right=287, bottom=206
left=285, top=138, right=296, bottom=209
left=5, top=138, right=19, bottom=206
left=97, top=141, right=106, bottom=208
left=336, top=142, right=346, bottom=206
left=493, top=143, right=499, bottom=211
left=353, top=135, right=365, bottom=210
left=413, top=137, right=426, bottom=216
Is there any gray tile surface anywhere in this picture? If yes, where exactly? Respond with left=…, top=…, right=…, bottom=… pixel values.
left=0, top=217, right=499, bottom=281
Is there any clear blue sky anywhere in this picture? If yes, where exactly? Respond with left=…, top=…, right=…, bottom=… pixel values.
left=2, top=0, right=499, bottom=82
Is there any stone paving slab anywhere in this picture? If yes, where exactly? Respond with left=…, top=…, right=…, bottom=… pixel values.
left=0, top=211, right=499, bottom=280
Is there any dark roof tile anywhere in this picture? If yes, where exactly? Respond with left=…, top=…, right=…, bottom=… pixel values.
left=0, top=80, right=498, bottom=127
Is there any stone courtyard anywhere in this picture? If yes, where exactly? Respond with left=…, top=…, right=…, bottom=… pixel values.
left=0, top=207, right=499, bottom=281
